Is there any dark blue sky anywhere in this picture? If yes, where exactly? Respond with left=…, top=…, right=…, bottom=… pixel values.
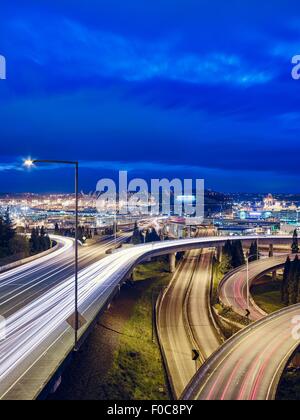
left=0, top=0, right=300, bottom=193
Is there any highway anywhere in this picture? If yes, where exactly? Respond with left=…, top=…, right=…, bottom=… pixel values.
left=157, top=249, right=220, bottom=398
left=219, top=255, right=290, bottom=321
left=0, top=233, right=130, bottom=319
left=182, top=254, right=300, bottom=400
left=182, top=304, right=300, bottom=400
left=0, top=235, right=292, bottom=399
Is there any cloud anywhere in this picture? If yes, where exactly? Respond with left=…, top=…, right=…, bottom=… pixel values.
left=0, top=2, right=299, bottom=193
left=0, top=164, right=21, bottom=171
left=2, top=16, right=274, bottom=91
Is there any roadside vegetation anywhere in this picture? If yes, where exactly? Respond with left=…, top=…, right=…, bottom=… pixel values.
left=251, top=276, right=285, bottom=313
left=49, top=258, right=173, bottom=401
left=211, top=239, right=259, bottom=336
left=280, top=229, right=300, bottom=305
left=97, top=258, right=171, bottom=400
left=131, top=222, right=161, bottom=245
left=281, top=255, right=300, bottom=306
left=212, top=239, right=250, bottom=304
left=0, top=209, right=52, bottom=266
left=251, top=230, right=300, bottom=313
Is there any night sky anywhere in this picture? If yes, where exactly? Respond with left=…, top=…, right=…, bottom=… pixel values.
left=0, top=1, right=300, bottom=193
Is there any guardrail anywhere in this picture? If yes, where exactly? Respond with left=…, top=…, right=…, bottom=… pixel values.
left=0, top=242, right=59, bottom=274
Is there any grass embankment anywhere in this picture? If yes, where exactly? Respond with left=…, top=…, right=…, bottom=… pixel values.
left=211, top=263, right=223, bottom=306
left=211, top=262, right=251, bottom=338
left=251, top=275, right=285, bottom=314
left=100, top=258, right=171, bottom=400
left=214, top=304, right=251, bottom=326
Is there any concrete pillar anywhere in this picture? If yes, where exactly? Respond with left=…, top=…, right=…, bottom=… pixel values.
left=216, top=246, right=222, bottom=263
left=127, top=272, right=134, bottom=283
left=169, top=253, right=176, bottom=273
left=269, top=244, right=274, bottom=258
left=51, top=376, right=62, bottom=394
left=272, top=270, right=277, bottom=281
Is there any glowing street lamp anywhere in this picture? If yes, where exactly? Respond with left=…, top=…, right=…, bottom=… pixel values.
left=24, top=158, right=80, bottom=351
left=24, top=159, right=35, bottom=168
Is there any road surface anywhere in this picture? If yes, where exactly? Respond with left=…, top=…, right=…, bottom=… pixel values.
left=182, top=304, right=300, bottom=400
left=182, top=254, right=300, bottom=400
left=157, top=249, right=221, bottom=398
left=0, top=235, right=292, bottom=399
left=0, top=233, right=130, bottom=319
left=219, top=255, right=290, bottom=321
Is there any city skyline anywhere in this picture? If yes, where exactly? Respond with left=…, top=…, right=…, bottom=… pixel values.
left=0, top=1, right=300, bottom=193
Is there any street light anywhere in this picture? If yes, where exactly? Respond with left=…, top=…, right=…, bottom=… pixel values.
left=24, top=158, right=80, bottom=351
left=245, top=253, right=259, bottom=312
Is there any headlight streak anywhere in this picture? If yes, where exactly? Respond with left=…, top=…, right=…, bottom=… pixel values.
left=0, top=235, right=295, bottom=399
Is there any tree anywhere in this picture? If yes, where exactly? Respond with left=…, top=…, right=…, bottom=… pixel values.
left=281, top=256, right=291, bottom=305
left=30, top=228, right=39, bottom=254
left=131, top=222, right=143, bottom=245
left=0, top=210, right=16, bottom=258
left=249, top=241, right=259, bottom=262
left=54, top=223, right=60, bottom=234
left=219, top=250, right=232, bottom=274
left=9, top=235, right=30, bottom=257
left=145, top=228, right=161, bottom=243
left=40, top=234, right=51, bottom=251
left=292, top=229, right=299, bottom=254
left=29, top=228, right=51, bottom=254
left=3, top=208, right=15, bottom=244
left=231, top=240, right=245, bottom=268
left=288, top=255, right=300, bottom=305
left=219, top=240, right=234, bottom=273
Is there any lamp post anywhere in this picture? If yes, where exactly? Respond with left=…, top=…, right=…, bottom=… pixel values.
left=114, top=210, right=117, bottom=248
left=245, top=253, right=259, bottom=312
left=24, top=159, right=80, bottom=351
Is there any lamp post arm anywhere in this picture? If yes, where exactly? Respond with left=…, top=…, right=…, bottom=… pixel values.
left=32, top=160, right=79, bottom=166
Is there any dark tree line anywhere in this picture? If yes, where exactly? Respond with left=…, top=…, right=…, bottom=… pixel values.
left=248, top=241, right=260, bottom=262
left=219, top=239, right=245, bottom=273
left=279, top=230, right=300, bottom=306
left=292, top=229, right=299, bottom=254
left=0, top=209, right=30, bottom=260
left=54, top=223, right=95, bottom=241
left=281, top=256, right=300, bottom=305
left=131, top=222, right=161, bottom=245
left=131, top=222, right=144, bottom=245
left=29, top=227, right=52, bottom=254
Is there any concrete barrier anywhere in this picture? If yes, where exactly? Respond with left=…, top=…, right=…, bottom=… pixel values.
left=0, top=242, right=59, bottom=274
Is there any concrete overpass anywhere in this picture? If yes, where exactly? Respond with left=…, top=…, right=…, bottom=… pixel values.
left=0, top=235, right=293, bottom=400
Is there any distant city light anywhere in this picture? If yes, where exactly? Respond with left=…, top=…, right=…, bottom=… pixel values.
left=176, top=195, right=195, bottom=203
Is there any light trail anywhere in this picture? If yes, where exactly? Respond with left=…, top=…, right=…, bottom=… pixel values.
left=182, top=253, right=300, bottom=400
left=0, top=235, right=293, bottom=399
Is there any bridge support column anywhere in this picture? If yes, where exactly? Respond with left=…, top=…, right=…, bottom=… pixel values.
left=169, top=253, right=176, bottom=273
left=272, top=270, right=277, bottom=281
left=216, top=246, right=222, bottom=263
left=50, top=376, right=62, bottom=394
left=269, top=244, right=274, bottom=258
left=127, top=271, right=134, bottom=284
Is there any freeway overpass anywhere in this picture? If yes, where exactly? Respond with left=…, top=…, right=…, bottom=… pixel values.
left=182, top=304, right=300, bottom=400
left=182, top=255, right=300, bottom=400
left=0, top=235, right=293, bottom=400
left=219, top=254, right=291, bottom=320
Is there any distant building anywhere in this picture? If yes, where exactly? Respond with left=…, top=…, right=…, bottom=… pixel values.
left=264, top=193, right=275, bottom=208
